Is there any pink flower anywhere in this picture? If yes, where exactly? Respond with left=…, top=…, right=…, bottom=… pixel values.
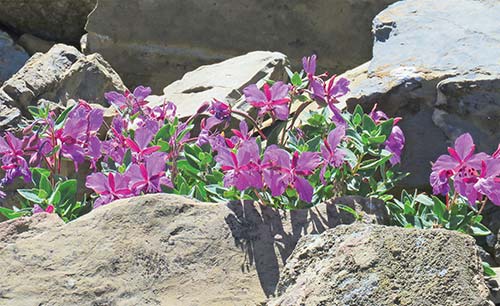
left=105, top=86, right=151, bottom=114
left=262, top=147, right=321, bottom=202
left=243, top=82, right=291, bottom=120
left=302, top=54, right=317, bottom=79
left=216, top=139, right=263, bottom=191
left=430, top=133, right=488, bottom=196
left=474, top=159, right=500, bottom=206
left=123, top=125, right=161, bottom=160
left=85, top=172, right=133, bottom=208
left=127, top=152, right=172, bottom=193
left=33, top=204, right=54, bottom=214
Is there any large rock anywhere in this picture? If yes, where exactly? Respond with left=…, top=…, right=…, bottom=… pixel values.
left=0, top=30, right=29, bottom=84
left=17, top=33, right=55, bottom=55
left=85, top=0, right=398, bottom=92
left=0, top=213, right=64, bottom=248
left=341, top=0, right=500, bottom=189
left=0, top=194, right=387, bottom=305
left=0, top=0, right=97, bottom=43
left=269, top=223, right=492, bottom=306
left=0, top=44, right=126, bottom=128
left=149, top=51, right=288, bottom=117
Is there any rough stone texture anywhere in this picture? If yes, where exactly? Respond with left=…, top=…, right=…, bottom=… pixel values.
left=0, top=44, right=126, bottom=125
left=17, top=33, right=54, bottom=55
left=149, top=51, right=288, bottom=117
left=269, top=223, right=492, bottom=306
left=342, top=0, right=500, bottom=189
left=85, top=0, right=398, bottom=92
left=0, top=213, right=64, bottom=249
left=0, top=30, right=29, bottom=84
left=0, top=194, right=387, bottom=305
left=0, top=0, right=97, bottom=43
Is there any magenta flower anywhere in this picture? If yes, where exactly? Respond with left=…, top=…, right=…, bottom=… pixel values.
left=208, top=99, right=232, bottom=121
left=368, top=104, right=404, bottom=165
left=262, top=147, right=321, bottom=202
left=310, top=76, right=350, bottom=105
left=229, top=121, right=252, bottom=146
left=124, top=125, right=161, bottom=160
left=128, top=152, right=172, bottom=193
left=147, top=101, right=177, bottom=122
left=474, top=159, right=500, bottom=205
left=430, top=133, right=489, bottom=196
left=216, top=139, right=262, bottom=190
left=33, top=204, right=54, bottom=214
left=369, top=104, right=389, bottom=123
left=386, top=126, right=405, bottom=165
left=0, top=132, right=31, bottom=183
left=243, top=82, right=291, bottom=120
left=86, top=171, right=133, bottom=208
left=105, top=86, right=152, bottom=114
left=302, top=54, right=317, bottom=79
left=321, top=125, right=346, bottom=168
left=320, top=126, right=346, bottom=183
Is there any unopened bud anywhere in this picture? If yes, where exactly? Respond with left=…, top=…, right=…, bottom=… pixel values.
left=196, top=101, right=210, bottom=114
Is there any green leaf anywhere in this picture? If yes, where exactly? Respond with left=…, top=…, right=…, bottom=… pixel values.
left=367, top=135, right=387, bottom=144
left=483, top=262, right=497, bottom=277
left=55, top=104, right=76, bottom=126
left=0, top=207, right=28, bottom=219
left=414, top=194, right=434, bottom=207
left=39, top=175, right=52, bottom=195
left=379, top=119, right=394, bottom=138
left=358, top=155, right=391, bottom=171
left=352, top=113, right=362, bottom=126
left=337, top=204, right=361, bottom=221
left=28, top=106, right=41, bottom=118
left=18, top=189, right=44, bottom=204
left=31, top=168, right=51, bottom=186
left=48, top=190, right=62, bottom=205
left=291, top=72, right=302, bottom=87
left=353, top=104, right=364, bottom=116
left=470, top=222, right=491, bottom=236
left=154, top=124, right=172, bottom=142
left=122, top=149, right=132, bottom=166
left=362, top=114, right=377, bottom=132
left=53, top=180, right=77, bottom=207
left=176, top=160, right=200, bottom=176
left=431, top=196, right=447, bottom=221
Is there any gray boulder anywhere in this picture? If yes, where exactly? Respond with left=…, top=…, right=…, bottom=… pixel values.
left=17, top=33, right=55, bottom=55
left=0, top=44, right=126, bottom=130
left=0, top=30, right=29, bottom=84
left=342, top=0, right=500, bottom=189
left=149, top=51, right=288, bottom=117
left=85, top=0, right=398, bottom=91
left=269, top=223, right=492, bottom=306
left=0, top=194, right=387, bottom=305
left=0, top=0, right=97, bottom=43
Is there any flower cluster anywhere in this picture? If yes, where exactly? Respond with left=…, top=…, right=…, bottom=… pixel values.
left=430, top=133, right=500, bottom=206
left=197, top=55, right=406, bottom=207
left=86, top=86, right=178, bottom=208
left=207, top=121, right=323, bottom=202
left=0, top=54, right=407, bottom=221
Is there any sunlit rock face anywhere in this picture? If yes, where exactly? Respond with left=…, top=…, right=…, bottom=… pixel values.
left=85, top=0, right=398, bottom=92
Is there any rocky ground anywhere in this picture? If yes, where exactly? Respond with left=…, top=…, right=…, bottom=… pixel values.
left=0, top=0, right=499, bottom=305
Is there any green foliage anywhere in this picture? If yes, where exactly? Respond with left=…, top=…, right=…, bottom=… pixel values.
left=387, top=191, right=491, bottom=236
left=0, top=168, right=87, bottom=222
